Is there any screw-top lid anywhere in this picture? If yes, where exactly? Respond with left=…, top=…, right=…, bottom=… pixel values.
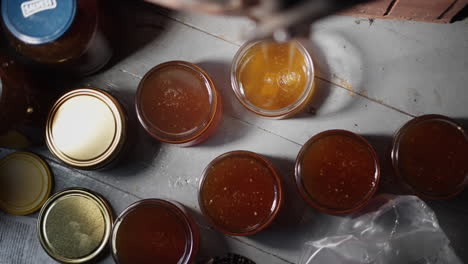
left=1, top=0, right=76, bottom=44
left=0, top=152, right=53, bottom=215
left=46, top=88, right=126, bottom=169
left=38, top=188, right=113, bottom=263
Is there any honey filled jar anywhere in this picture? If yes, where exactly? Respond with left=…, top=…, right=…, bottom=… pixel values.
left=231, top=40, right=315, bottom=119
left=112, top=199, right=200, bottom=264
left=295, top=130, right=380, bottom=214
left=136, top=61, right=222, bottom=147
left=0, top=53, right=52, bottom=148
left=199, top=151, right=284, bottom=235
left=391, top=115, right=468, bottom=199
left=1, top=0, right=113, bottom=75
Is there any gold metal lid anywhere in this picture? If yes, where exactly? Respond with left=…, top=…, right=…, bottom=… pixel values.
left=37, top=188, right=113, bottom=263
left=0, top=152, right=53, bottom=215
left=46, top=88, right=126, bottom=169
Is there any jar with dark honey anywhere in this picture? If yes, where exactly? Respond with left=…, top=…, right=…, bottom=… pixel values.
left=1, top=0, right=112, bottom=75
left=136, top=61, right=222, bottom=147
left=0, top=53, right=51, bottom=148
left=111, top=199, right=200, bottom=264
left=295, top=130, right=380, bottom=214
left=391, top=115, right=468, bottom=199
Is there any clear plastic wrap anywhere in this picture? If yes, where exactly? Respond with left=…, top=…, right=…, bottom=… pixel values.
left=299, top=195, right=462, bottom=264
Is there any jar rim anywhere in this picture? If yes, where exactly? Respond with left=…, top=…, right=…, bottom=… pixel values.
left=230, top=40, right=315, bottom=118
left=295, top=129, right=381, bottom=214
left=111, top=199, right=198, bottom=264
left=391, top=114, right=468, bottom=199
left=135, top=61, right=220, bottom=144
left=198, top=150, right=284, bottom=236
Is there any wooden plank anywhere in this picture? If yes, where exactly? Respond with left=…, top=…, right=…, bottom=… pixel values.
left=388, top=0, right=457, bottom=21
left=438, top=0, right=468, bottom=22
left=339, top=0, right=395, bottom=16
left=312, top=17, right=468, bottom=118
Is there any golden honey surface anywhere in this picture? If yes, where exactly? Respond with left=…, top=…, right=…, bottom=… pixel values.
left=238, top=41, right=308, bottom=110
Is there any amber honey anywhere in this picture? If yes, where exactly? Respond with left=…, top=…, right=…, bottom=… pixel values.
left=199, top=151, right=283, bottom=235
left=392, top=115, right=468, bottom=199
left=231, top=40, right=314, bottom=118
left=296, top=130, right=380, bottom=214
left=112, top=199, right=199, bottom=264
left=136, top=61, right=222, bottom=146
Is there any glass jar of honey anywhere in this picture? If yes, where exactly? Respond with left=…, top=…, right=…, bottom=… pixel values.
left=1, top=0, right=112, bottom=75
left=111, top=199, right=200, bottom=264
left=136, top=61, right=222, bottom=147
left=0, top=55, right=32, bottom=134
left=45, top=88, right=127, bottom=170
left=295, top=130, right=380, bottom=214
left=391, top=115, right=468, bottom=199
left=199, top=151, right=284, bottom=236
left=0, top=53, right=52, bottom=148
left=231, top=40, right=314, bottom=119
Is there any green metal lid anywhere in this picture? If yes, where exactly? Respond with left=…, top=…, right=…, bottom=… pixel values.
left=37, top=188, right=113, bottom=263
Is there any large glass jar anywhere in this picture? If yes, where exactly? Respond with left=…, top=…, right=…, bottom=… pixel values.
left=1, top=0, right=112, bottom=75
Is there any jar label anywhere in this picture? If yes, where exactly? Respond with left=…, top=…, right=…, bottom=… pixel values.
left=21, top=0, right=57, bottom=18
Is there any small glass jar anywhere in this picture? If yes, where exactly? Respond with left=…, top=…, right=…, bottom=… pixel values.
left=136, top=61, right=222, bottom=147
left=391, top=114, right=468, bottom=199
left=231, top=40, right=315, bottom=119
left=1, top=0, right=113, bottom=75
left=37, top=188, right=113, bottom=263
left=199, top=150, right=284, bottom=236
left=111, top=199, right=200, bottom=264
left=45, top=88, right=127, bottom=170
left=295, top=130, right=380, bottom=214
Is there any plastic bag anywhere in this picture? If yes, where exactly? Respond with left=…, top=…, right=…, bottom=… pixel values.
left=299, top=195, right=462, bottom=264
